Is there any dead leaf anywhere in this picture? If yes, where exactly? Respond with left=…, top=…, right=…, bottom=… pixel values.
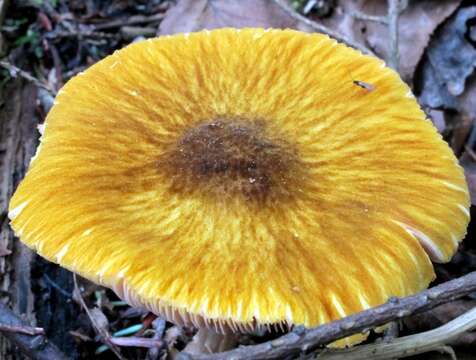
left=450, top=112, right=473, bottom=155
left=460, top=152, right=476, bottom=205
left=314, top=0, right=461, bottom=83
left=419, top=6, right=476, bottom=110
left=459, top=73, right=476, bottom=120
left=317, top=0, right=461, bottom=82
left=158, top=0, right=299, bottom=35
left=427, top=109, right=445, bottom=133
left=362, top=0, right=461, bottom=82
left=159, top=0, right=459, bottom=84
left=0, top=245, right=11, bottom=257
left=316, top=1, right=369, bottom=55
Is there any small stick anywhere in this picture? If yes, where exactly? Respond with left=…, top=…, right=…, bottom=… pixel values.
left=92, top=12, right=166, bottom=31
left=387, top=0, right=404, bottom=70
left=350, top=11, right=388, bottom=25
left=73, top=274, right=125, bottom=360
left=45, top=30, right=120, bottom=41
left=0, top=301, right=67, bottom=360
left=349, top=0, right=408, bottom=70
left=464, top=145, right=476, bottom=162
left=0, top=324, right=45, bottom=336
left=110, top=336, right=163, bottom=348
left=146, top=317, right=167, bottom=360
left=0, top=60, right=56, bottom=94
left=303, top=0, right=318, bottom=15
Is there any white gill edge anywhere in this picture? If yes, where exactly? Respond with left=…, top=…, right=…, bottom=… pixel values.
left=394, top=220, right=446, bottom=263
left=29, top=143, right=43, bottom=164
left=55, top=243, right=70, bottom=263
left=442, top=180, right=467, bottom=193
left=330, top=293, right=347, bottom=318
left=8, top=200, right=30, bottom=220
left=37, top=123, right=46, bottom=135
left=457, top=204, right=470, bottom=218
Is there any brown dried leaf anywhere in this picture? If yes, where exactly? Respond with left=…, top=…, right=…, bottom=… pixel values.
left=459, top=73, right=476, bottom=120
left=362, top=0, right=461, bottom=82
left=317, top=0, right=461, bottom=82
left=461, top=152, right=476, bottom=205
left=417, top=6, right=476, bottom=110
left=0, top=245, right=11, bottom=257
left=159, top=0, right=459, bottom=83
left=427, top=109, right=446, bottom=134
left=450, top=113, right=473, bottom=155
left=158, top=0, right=299, bottom=35
left=316, top=1, right=368, bottom=51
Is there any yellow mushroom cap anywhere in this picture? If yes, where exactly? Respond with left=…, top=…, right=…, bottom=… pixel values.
left=9, top=29, right=469, bottom=336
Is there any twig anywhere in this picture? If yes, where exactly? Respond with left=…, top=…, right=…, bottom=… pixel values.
left=146, top=317, right=167, bottom=360
left=303, top=0, right=318, bottom=15
left=43, top=273, right=72, bottom=298
left=439, top=346, right=457, bottom=360
left=272, top=0, right=375, bottom=56
left=120, top=26, right=157, bottom=40
left=92, top=13, right=165, bottom=31
left=317, top=307, right=476, bottom=359
left=464, top=145, right=476, bottom=162
left=181, top=271, right=476, bottom=360
left=466, top=121, right=476, bottom=150
left=350, top=11, right=388, bottom=25
left=0, top=60, right=56, bottom=94
left=349, top=0, right=408, bottom=70
left=69, top=329, right=93, bottom=342
left=45, top=30, right=120, bottom=41
left=73, top=274, right=125, bottom=360
left=0, top=301, right=67, bottom=360
left=387, top=0, right=407, bottom=70
left=110, top=336, right=163, bottom=348
left=63, top=65, right=88, bottom=80
left=0, top=324, right=45, bottom=336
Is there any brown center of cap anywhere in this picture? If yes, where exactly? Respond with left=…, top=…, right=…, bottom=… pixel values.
left=161, top=118, right=299, bottom=202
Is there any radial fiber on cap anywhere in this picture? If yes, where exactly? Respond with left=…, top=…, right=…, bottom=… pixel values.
left=9, top=29, right=469, bottom=338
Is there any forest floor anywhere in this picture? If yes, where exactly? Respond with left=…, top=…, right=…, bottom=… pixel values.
left=0, top=0, right=475, bottom=359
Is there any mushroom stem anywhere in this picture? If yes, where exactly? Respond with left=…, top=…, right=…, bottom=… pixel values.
left=184, top=328, right=238, bottom=354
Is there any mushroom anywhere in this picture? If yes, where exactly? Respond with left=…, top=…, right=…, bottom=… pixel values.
left=8, top=28, right=470, bottom=352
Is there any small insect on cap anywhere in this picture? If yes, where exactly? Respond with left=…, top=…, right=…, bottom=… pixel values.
left=9, top=29, right=469, bottom=343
